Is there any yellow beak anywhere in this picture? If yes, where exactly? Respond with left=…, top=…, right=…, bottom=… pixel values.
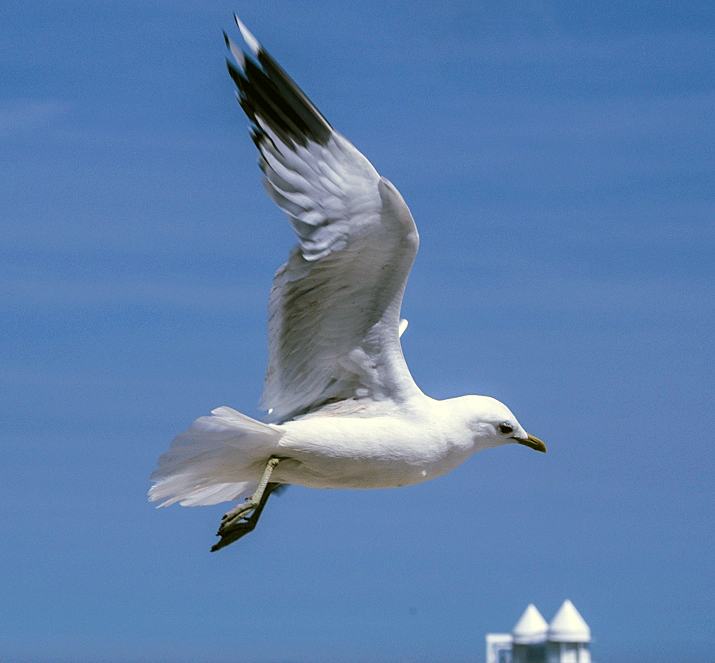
left=514, top=433, right=546, bottom=453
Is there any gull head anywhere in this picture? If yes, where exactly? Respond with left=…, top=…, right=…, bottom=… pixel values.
left=448, top=395, right=546, bottom=453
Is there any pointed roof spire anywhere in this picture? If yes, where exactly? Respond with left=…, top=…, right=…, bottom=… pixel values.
left=512, top=604, right=549, bottom=644
left=548, top=599, right=591, bottom=643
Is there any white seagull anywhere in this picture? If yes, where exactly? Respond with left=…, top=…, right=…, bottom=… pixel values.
left=149, top=16, right=546, bottom=551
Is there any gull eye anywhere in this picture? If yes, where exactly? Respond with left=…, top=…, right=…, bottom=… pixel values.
left=498, top=423, right=514, bottom=435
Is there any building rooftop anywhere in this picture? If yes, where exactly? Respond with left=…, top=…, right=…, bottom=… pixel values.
left=512, top=603, right=549, bottom=644
left=548, top=599, right=591, bottom=643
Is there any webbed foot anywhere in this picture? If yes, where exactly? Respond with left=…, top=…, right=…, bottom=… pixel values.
left=210, top=457, right=283, bottom=552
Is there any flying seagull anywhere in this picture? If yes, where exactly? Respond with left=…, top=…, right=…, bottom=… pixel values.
left=149, top=16, right=546, bottom=552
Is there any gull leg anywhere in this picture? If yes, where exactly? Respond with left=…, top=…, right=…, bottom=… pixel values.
left=211, top=457, right=282, bottom=552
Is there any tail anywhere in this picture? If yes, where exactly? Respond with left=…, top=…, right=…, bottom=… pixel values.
left=148, top=406, right=283, bottom=507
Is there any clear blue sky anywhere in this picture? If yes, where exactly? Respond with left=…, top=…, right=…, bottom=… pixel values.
left=2, top=1, right=713, bottom=662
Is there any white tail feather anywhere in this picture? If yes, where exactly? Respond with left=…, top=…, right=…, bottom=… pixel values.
left=149, top=407, right=283, bottom=507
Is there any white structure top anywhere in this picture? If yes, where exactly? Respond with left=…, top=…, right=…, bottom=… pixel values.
left=512, top=603, right=549, bottom=644
left=548, top=599, right=591, bottom=643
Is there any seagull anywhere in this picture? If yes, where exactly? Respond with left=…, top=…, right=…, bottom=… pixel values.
left=149, top=16, right=546, bottom=552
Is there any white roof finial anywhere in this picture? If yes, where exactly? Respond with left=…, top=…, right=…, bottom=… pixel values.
left=548, top=599, right=591, bottom=643
left=512, top=604, right=549, bottom=644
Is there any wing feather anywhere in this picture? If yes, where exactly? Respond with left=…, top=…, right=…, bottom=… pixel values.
left=227, top=18, right=421, bottom=422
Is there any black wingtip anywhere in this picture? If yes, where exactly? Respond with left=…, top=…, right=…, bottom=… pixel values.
left=225, top=58, right=243, bottom=84
left=224, top=15, right=332, bottom=148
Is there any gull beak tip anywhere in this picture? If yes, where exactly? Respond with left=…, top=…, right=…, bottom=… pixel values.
left=515, top=433, right=546, bottom=453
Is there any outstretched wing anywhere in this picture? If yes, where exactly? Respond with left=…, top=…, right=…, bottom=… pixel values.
left=226, top=17, right=421, bottom=422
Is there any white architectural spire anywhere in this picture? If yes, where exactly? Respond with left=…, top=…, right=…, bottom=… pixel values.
left=486, top=600, right=593, bottom=663
left=512, top=603, right=549, bottom=644
left=548, top=599, right=591, bottom=643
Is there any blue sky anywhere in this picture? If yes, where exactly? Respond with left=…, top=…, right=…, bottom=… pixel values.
left=2, top=1, right=713, bottom=662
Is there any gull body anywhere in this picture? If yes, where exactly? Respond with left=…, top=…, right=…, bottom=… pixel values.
left=149, top=17, right=545, bottom=548
left=275, top=394, right=530, bottom=490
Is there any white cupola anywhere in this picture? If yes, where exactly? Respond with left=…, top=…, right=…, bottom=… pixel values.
left=546, top=600, right=591, bottom=663
left=511, top=603, right=548, bottom=663
left=512, top=604, right=549, bottom=644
